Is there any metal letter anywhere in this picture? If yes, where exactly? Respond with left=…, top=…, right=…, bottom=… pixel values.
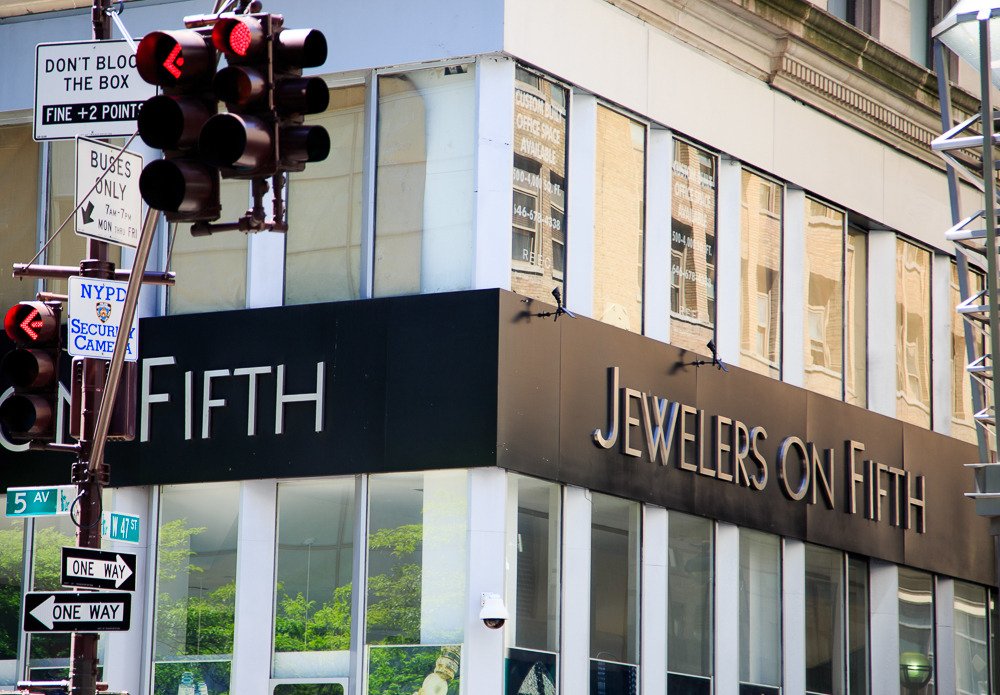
left=777, top=436, right=810, bottom=501
left=846, top=440, right=866, bottom=515
left=678, top=404, right=699, bottom=471
left=201, top=369, right=230, bottom=439
left=809, top=443, right=835, bottom=509
left=139, top=356, right=176, bottom=442
left=233, top=366, right=272, bottom=436
left=732, top=420, right=751, bottom=486
left=592, top=366, right=620, bottom=449
left=640, top=395, right=677, bottom=465
left=275, top=361, right=325, bottom=434
left=622, top=389, right=642, bottom=458
left=748, top=426, right=768, bottom=490
left=905, top=473, right=927, bottom=533
left=715, top=415, right=734, bottom=482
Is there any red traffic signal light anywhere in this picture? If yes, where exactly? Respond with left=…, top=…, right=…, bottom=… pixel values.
left=0, top=302, right=61, bottom=442
left=135, top=28, right=221, bottom=223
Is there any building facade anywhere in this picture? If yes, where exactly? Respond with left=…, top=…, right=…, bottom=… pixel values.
left=0, top=0, right=996, bottom=694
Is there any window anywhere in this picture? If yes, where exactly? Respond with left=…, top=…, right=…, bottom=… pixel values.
left=740, top=170, right=782, bottom=378
left=739, top=529, right=781, bottom=694
left=505, top=475, right=560, bottom=694
left=512, top=67, right=569, bottom=305
left=273, top=479, right=355, bottom=680
left=804, top=547, right=870, bottom=695
left=667, top=512, right=713, bottom=694
left=373, top=64, right=476, bottom=298
left=365, top=472, right=467, bottom=694
left=593, top=106, right=645, bottom=333
left=671, top=140, right=717, bottom=354
left=0, top=517, right=24, bottom=687
left=898, top=568, right=935, bottom=694
left=0, top=125, right=39, bottom=310
left=896, top=240, right=932, bottom=428
left=28, top=516, right=82, bottom=680
left=590, top=494, right=640, bottom=693
left=285, top=85, right=366, bottom=305
left=951, top=263, right=985, bottom=445
left=153, top=483, right=240, bottom=695
left=954, top=581, right=989, bottom=695
left=828, top=0, right=879, bottom=36
left=804, top=199, right=846, bottom=400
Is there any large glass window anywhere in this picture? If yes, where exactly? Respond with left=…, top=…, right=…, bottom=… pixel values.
left=153, top=482, right=240, bottom=695
left=27, top=516, right=78, bottom=680
left=0, top=125, right=39, bottom=310
left=167, top=178, right=249, bottom=315
left=285, top=85, right=366, bottom=305
left=273, top=479, right=355, bottom=680
left=373, top=64, right=476, bottom=298
left=511, top=67, right=569, bottom=306
left=740, top=170, right=782, bottom=378
left=593, top=106, right=645, bottom=333
left=846, top=229, right=868, bottom=407
left=365, top=471, right=467, bottom=694
left=505, top=475, right=561, bottom=694
left=671, top=140, right=717, bottom=354
left=804, top=546, right=869, bottom=695
left=667, top=512, right=713, bottom=694
left=896, top=240, right=933, bottom=428
left=951, top=263, right=985, bottom=445
left=0, top=517, right=24, bottom=686
left=804, top=199, right=845, bottom=400
left=590, top=494, right=640, bottom=693
left=898, top=568, right=935, bottom=695
left=739, top=529, right=781, bottom=694
left=954, top=581, right=990, bottom=695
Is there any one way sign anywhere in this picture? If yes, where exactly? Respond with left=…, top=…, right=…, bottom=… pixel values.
left=23, top=591, right=131, bottom=632
left=62, top=547, right=136, bottom=591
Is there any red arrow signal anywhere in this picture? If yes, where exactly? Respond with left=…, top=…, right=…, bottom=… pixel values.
left=18, top=308, right=42, bottom=341
left=163, top=43, right=184, bottom=80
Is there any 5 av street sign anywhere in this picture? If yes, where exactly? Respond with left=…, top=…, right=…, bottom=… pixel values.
left=62, top=547, right=136, bottom=592
left=5, top=485, right=75, bottom=517
left=23, top=591, right=131, bottom=632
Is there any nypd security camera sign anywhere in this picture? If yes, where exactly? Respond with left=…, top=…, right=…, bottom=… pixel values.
left=67, top=276, right=138, bottom=361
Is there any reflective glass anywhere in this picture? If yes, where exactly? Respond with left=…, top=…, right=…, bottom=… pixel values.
left=507, top=475, right=561, bottom=652
left=366, top=471, right=467, bottom=645
left=0, top=125, right=39, bottom=310
left=153, top=482, right=240, bottom=695
left=374, top=64, right=476, bottom=297
left=589, top=493, right=640, bottom=667
left=951, top=264, right=985, bottom=445
left=846, top=229, right=867, bottom=407
left=511, top=67, right=569, bottom=305
left=273, top=479, right=355, bottom=678
left=805, top=545, right=844, bottom=695
left=667, top=511, right=713, bottom=681
left=846, top=557, right=869, bottom=695
left=593, top=106, right=645, bottom=333
left=803, top=199, right=845, bottom=399
left=898, top=567, right=935, bottom=695
left=671, top=140, right=716, bottom=354
left=740, top=170, right=782, bottom=377
left=27, top=516, right=78, bottom=680
left=896, top=240, right=932, bottom=427
left=0, top=517, right=23, bottom=686
left=954, top=581, right=989, bottom=695
left=286, top=85, right=366, bottom=305
left=739, top=529, right=781, bottom=688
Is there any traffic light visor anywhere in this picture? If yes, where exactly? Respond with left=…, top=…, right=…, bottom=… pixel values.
left=0, top=394, right=53, bottom=440
left=200, top=113, right=273, bottom=170
left=4, top=302, right=59, bottom=344
left=0, top=349, right=55, bottom=389
left=137, top=30, right=216, bottom=87
left=137, top=94, right=215, bottom=150
left=213, top=17, right=265, bottom=59
left=140, top=158, right=219, bottom=216
left=275, top=28, right=327, bottom=68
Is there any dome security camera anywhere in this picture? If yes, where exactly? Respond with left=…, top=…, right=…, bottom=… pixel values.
left=479, top=592, right=509, bottom=630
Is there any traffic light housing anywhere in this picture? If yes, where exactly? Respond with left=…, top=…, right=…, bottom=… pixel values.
left=136, top=29, right=221, bottom=222
left=0, top=302, right=62, bottom=442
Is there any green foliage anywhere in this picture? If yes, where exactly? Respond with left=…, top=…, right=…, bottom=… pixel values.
left=366, top=646, right=460, bottom=695
left=0, top=524, right=24, bottom=659
left=273, top=584, right=352, bottom=652
left=153, top=660, right=230, bottom=695
left=365, top=523, right=422, bottom=645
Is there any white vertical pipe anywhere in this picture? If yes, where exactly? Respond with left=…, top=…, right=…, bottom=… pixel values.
left=565, top=93, right=597, bottom=317
left=715, top=155, right=742, bottom=366
left=560, top=486, right=592, bottom=694
left=782, top=538, right=806, bottom=695
left=715, top=522, right=739, bottom=695
left=645, top=128, right=673, bottom=344
left=641, top=505, right=668, bottom=695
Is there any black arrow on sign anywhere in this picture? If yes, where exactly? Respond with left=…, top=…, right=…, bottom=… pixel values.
left=81, top=201, right=95, bottom=225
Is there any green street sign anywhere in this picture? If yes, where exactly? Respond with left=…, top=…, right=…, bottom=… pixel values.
left=5, top=486, right=75, bottom=517
left=101, top=511, right=140, bottom=544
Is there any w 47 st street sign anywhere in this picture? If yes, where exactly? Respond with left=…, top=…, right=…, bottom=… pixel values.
left=23, top=591, right=131, bottom=632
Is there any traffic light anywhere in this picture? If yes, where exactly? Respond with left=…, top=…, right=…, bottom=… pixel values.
left=200, top=14, right=330, bottom=177
left=0, top=302, right=62, bottom=442
left=135, top=29, right=221, bottom=222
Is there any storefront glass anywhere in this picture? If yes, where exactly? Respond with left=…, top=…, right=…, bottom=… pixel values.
left=670, top=140, right=716, bottom=355
left=593, top=105, right=645, bottom=333
left=0, top=125, right=38, bottom=311
left=589, top=493, right=640, bottom=693
left=272, top=479, right=355, bottom=679
left=803, top=198, right=845, bottom=400
left=805, top=545, right=844, bottom=695
left=373, top=64, right=476, bottom=298
left=153, top=482, right=240, bottom=695
left=740, top=170, right=782, bottom=378
left=739, top=529, right=781, bottom=693
left=285, top=85, right=366, bottom=305
left=896, top=240, right=933, bottom=428
left=954, top=581, right=989, bottom=695
left=365, top=471, right=467, bottom=694
left=846, top=229, right=867, bottom=407
left=898, top=567, right=935, bottom=695
left=27, top=516, right=77, bottom=680
left=667, top=512, right=713, bottom=694
left=951, top=263, right=985, bottom=445
left=846, top=557, right=870, bottom=695
left=0, top=517, right=23, bottom=686
left=511, top=67, right=569, bottom=306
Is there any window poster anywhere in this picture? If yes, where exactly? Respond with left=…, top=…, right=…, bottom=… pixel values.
left=512, top=67, right=568, bottom=306
left=366, top=645, right=460, bottom=695
left=506, top=648, right=557, bottom=695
